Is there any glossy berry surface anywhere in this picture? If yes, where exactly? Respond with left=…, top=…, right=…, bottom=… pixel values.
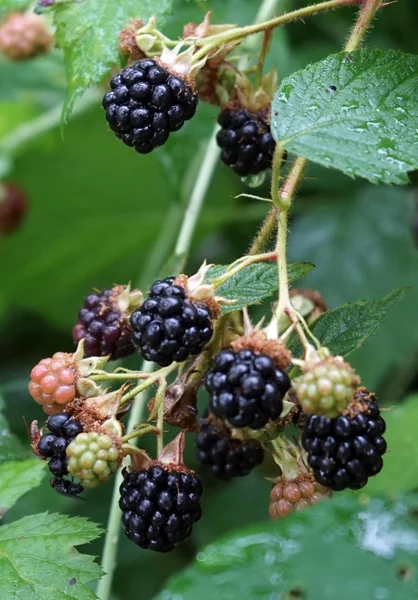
left=119, top=464, right=203, bottom=552
left=37, top=412, right=83, bottom=480
left=29, top=352, right=78, bottom=414
left=216, top=108, right=276, bottom=176
left=66, top=431, right=121, bottom=488
left=196, top=417, right=264, bottom=480
left=73, top=287, right=135, bottom=360
left=269, top=474, right=330, bottom=519
left=103, top=59, right=198, bottom=154
left=130, top=277, right=213, bottom=367
left=206, top=348, right=291, bottom=429
left=302, top=396, right=387, bottom=491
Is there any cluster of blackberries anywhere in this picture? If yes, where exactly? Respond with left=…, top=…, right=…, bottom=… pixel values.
left=196, top=417, right=264, bottom=480
left=73, top=288, right=134, bottom=360
left=216, top=108, right=276, bottom=176
left=119, top=464, right=203, bottom=552
left=103, top=59, right=198, bottom=154
left=302, top=397, right=386, bottom=491
left=130, top=277, right=213, bottom=367
left=205, top=348, right=291, bottom=429
left=37, top=412, right=84, bottom=488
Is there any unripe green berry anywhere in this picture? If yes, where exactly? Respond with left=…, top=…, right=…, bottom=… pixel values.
left=66, top=431, right=122, bottom=488
left=294, top=357, right=359, bottom=418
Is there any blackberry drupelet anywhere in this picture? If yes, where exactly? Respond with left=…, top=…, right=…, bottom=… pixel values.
left=73, top=286, right=135, bottom=360
left=269, top=474, right=330, bottom=519
left=66, top=431, right=121, bottom=488
left=103, top=59, right=198, bottom=154
left=130, top=277, right=213, bottom=367
left=302, top=392, right=387, bottom=491
left=206, top=348, right=291, bottom=429
left=119, top=464, right=203, bottom=552
left=216, top=107, right=276, bottom=176
left=29, top=352, right=78, bottom=414
left=196, top=417, right=264, bottom=480
left=37, top=412, right=83, bottom=478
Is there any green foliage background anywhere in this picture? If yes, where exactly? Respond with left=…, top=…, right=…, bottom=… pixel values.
left=1, top=0, right=418, bottom=598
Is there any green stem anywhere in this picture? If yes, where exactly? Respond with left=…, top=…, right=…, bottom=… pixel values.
left=345, top=0, right=383, bottom=52
left=155, top=379, right=168, bottom=456
left=119, top=363, right=177, bottom=406
left=192, top=0, right=359, bottom=62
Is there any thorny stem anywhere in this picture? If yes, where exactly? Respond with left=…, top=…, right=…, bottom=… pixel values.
left=345, top=0, right=383, bottom=52
left=156, top=379, right=168, bottom=456
left=210, top=251, right=277, bottom=287
left=90, top=371, right=152, bottom=382
left=121, top=425, right=159, bottom=443
left=255, top=28, right=273, bottom=88
left=248, top=207, right=278, bottom=255
left=119, top=363, right=178, bottom=407
left=192, top=0, right=360, bottom=62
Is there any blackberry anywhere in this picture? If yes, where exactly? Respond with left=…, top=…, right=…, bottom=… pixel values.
left=206, top=348, right=291, bottom=429
left=130, top=277, right=213, bottom=367
left=119, top=464, right=203, bottom=552
left=66, top=431, right=121, bottom=488
left=269, top=474, right=330, bottom=519
left=302, top=391, right=387, bottom=491
left=196, top=417, right=264, bottom=480
left=37, top=413, right=83, bottom=479
left=102, top=59, right=198, bottom=154
left=0, top=182, right=27, bottom=237
left=216, top=108, right=276, bottom=176
left=73, top=286, right=138, bottom=360
left=0, top=12, right=52, bottom=60
left=29, top=352, right=78, bottom=415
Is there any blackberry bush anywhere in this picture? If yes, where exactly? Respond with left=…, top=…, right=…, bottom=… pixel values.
left=196, top=415, right=264, bottom=480
left=216, top=108, right=275, bottom=176
left=73, top=285, right=141, bottom=360
left=102, top=59, right=198, bottom=154
left=130, top=277, right=213, bottom=367
left=206, top=348, right=291, bottom=429
left=302, top=390, right=387, bottom=491
left=119, top=463, right=203, bottom=552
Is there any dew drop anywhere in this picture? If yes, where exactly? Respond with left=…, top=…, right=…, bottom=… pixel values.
left=241, top=172, right=266, bottom=188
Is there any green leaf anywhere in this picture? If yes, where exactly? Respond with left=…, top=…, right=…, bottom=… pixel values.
left=208, top=262, right=313, bottom=313
left=0, top=0, right=31, bottom=17
left=0, top=512, right=103, bottom=599
left=271, top=48, right=418, bottom=184
left=367, top=395, right=418, bottom=495
left=306, top=287, right=409, bottom=357
left=160, top=495, right=418, bottom=599
left=0, top=460, right=45, bottom=518
left=0, top=392, right=28, bottom=463
left=53, top=0, right=172, bottom=123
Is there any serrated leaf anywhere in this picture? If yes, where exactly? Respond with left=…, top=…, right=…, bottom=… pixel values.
left=0, top=512, right=103, bottom=599
left=207, top=262, right=313, bottom=313
left=290, top=287, right=408, bottom=359
left=53, top=0, right=172, bottom=123
left=0, top=0, right=31, bottom=17
left=367, top=395, right=418, bottom=495
left=160, top=495, right=418, bottom=599
left=272, top=49, right=418, bottom=184
left=0, top=460, right=45, bottom=518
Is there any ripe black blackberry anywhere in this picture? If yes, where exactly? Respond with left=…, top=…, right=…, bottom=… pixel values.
left=119, top=464, right=203, bottom=552
left=130, top=277, right=213, bottom=367
left=206, top=348, right=291, bottom=429
left=216, top=108, right=276, bottom=176
left=73, top=286, right=136, bottom=360
left=102, top=59, right=198, bottom=154
left=302, top=389, right=387, bottom=491
left=196, top=416, right=264, bottom=480
left=37, top=412, right=83, bottom=478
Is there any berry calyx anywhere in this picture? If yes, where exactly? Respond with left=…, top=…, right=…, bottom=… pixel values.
left=302, top=388, right=387, bottom=491
left=130, top=277, right=213, bottom=367
left=269, top=473, right=330, bottom=519
left=119, top=463, right=203, bottom=552
left=36, top=412, right=83, bottom=479
left=0, top=182, right=27, bottom=237
left=195, top=415, right=264, bottom=480
left=206, top=348, right=291, bottom=429
left=29, top=352, right=78, bottom=414
left=66, top=431, right=122, bottom=488
left=73, top=285, right=142, bottom=361
left=294, top=357, right=359, bottom=418
left=0, top=12, right=53, bottom=60
left=216, top=107, right=275, bottom=176
left=102, top=58, right=198, bottom=154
